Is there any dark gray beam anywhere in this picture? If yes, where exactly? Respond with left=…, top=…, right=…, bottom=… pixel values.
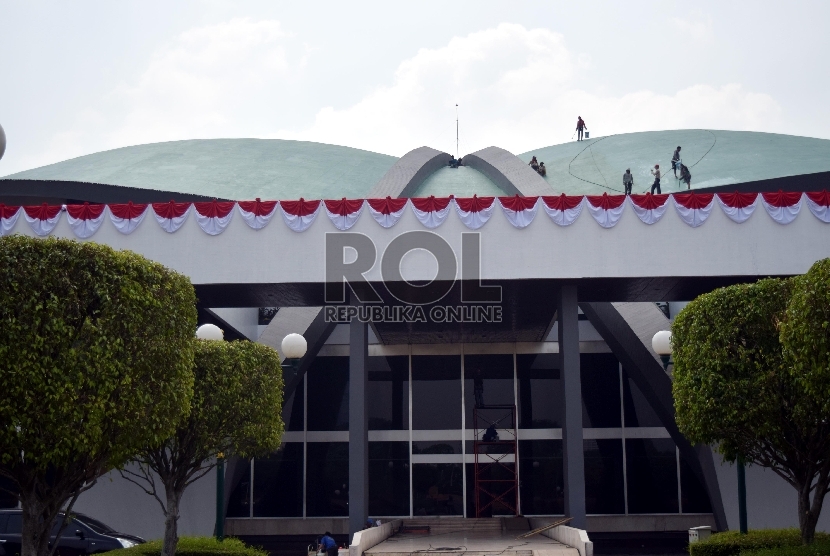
left=580, top=301, right=728, bottom=531
left=559, top=285, right=586, bottom=527
left=348, top=296, right=369, bottom=536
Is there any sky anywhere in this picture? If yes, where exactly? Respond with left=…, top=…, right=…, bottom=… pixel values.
left=1, top=0, right=829, bottom=175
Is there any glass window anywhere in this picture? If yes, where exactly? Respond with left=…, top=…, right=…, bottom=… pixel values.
left=283, top=379, right=304, bottom=432
left=225, top=459, right=252, bottom=518
left=413, top=441, right=462, bottom=454
left=584, top=439, right=625, bottom=514
left=680, top=454, right=713, bottom=513
left=625, top=439, right=679, bottom=514
left=412, top=356, right=461, bottom=430
left=466, top=462, right=517, bottom=517
left=368, top=355, right=409, bottom=430
left=253, top=443, right=304, bottom=517
left=519, top=440, right=564, bottom=515
left=581, top=354, right=622, bottom=428
left=517, top=354, right=563, bottom=429
left=464, top=354, right=514, bottom=429
left=622, top=369, right=663, bottom=428
left=307, top=357, right=349, bottom=431
left=306, top=442, right=349, bottom=516
left=412, top=463, right=463, bottom=516
left=369, top=442, right=410, bottom=516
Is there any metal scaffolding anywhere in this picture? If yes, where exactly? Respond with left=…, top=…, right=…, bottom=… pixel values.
left=472, top=404, right=519, bottom=517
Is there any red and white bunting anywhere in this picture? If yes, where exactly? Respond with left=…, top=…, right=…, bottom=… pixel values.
left=453, top=196, right=495, bottom=230
left=152, top=201, right=192, bottom=233
left=193, top=200, right=235, bottom=235
left=109, top=202, right=149, bottom=235
left=280, top=198, right=321, bottom=232
left=324, top=198, right=365, bottom=231
left=585, top=194, right=626, bottom=228
left=237, top=199, right=278, bottom=230
left=673, top=193, right=715, bottom=228
left=761, top=191, right=802, bottom=225
left=717, top=192, right=759, bottom=224
left=628, top=194, right=670, bottom=225
left=0, top=204, right=21, bottom=236
left=411, top=196, right=453, bottom=229
left=24, top=203, right=62, bottom=236
left=367, top=197, right=408, bottom=228
left=66, top=202, right=106, bottom=238
left=805, top=190, right=830, bottom=223
left=498, top=195, right=539, bottom=228
left=541, top=195, right=583, bottom=226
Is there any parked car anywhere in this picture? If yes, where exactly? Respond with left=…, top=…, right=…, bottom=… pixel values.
left=0, top=509, right=145, bottom=556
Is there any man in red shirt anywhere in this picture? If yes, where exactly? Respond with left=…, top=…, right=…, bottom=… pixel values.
left=576, top=117, right=587, bottom=141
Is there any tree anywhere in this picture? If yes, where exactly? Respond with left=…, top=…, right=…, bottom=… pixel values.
left=0, top=236, right=197, bottom=556
left=673, top=260, right=830, bottom=544
left=122, top=339, right=284, bottom=556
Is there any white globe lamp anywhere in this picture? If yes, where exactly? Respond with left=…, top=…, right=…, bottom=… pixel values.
left=196, top=323, right=224, bottom=341
left=652, top=330, right=672, bottom=370
left=282, top=333, right=307, bottom=359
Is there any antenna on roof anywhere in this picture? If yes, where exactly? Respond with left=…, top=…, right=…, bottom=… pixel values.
left=455, top=104, right=459, bottom=159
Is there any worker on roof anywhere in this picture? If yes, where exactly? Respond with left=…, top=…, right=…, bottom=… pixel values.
left=651, top=164, right=662, bottom=194
left=623, top=169, right=634, bottom=195
left=576, top=117, right=587, bottom=141
left=672, top=146, right=682, bottom=177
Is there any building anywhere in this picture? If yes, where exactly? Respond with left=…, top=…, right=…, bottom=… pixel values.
left=2, top=130, right=830, bottom=546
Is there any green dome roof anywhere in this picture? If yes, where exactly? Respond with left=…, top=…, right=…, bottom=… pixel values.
left=1, top=139, right=397, bottom=200
left=519, top=130, right=830, bottom=195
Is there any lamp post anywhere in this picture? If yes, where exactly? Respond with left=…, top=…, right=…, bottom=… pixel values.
left=196, top=324, right=225, bottom=541
left=651, top=329, right=748, bottom=534
left=281, top=333, right=308, bottom=383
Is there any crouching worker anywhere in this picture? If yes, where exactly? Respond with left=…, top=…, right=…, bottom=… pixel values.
left=679, top=164, right=691, bottom=189
left=319, top=532, right=338, bottom=556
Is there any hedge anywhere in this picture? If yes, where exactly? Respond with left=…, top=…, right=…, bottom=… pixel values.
left=741, top=540, right=830, bottom=556
left=102, top=537, right=267, bottom=556
left=689, top=530, right=830, bottom=556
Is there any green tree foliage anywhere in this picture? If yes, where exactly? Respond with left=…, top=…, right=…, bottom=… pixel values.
left=673, top=259, right=830, bottom=545
left=122, top=339, right=284, bottom=556
left=0, top=236, right=197, bottom=556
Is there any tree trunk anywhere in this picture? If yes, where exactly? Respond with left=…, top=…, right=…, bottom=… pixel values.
left=20, top=494, right=52, bottom=556
left=797, top=478, right=827, bottom=545
left=161, top=486, right=183, bottom=556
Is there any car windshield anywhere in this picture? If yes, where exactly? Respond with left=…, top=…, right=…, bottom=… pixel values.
left=75, top=515, right=117, bottom=535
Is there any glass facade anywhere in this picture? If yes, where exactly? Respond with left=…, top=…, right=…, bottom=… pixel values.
left=227, top=348, right=712, bottom=517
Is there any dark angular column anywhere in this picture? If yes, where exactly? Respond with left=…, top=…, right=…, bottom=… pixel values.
left=558, top=285, right=586, bottom=527
left=349, top=300, right=369, bottom=537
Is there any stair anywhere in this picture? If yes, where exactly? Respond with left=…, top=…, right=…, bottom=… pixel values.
left=397, top=518, right=504, bottom=535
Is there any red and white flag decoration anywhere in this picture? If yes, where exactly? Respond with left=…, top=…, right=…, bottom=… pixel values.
left=542, top=195, right=583, bottom=226
left=454, top=195, right=495, bottom=230
left=152, top=201, right=192, bottom=233
left=498, top=195, right=539, bottom=228
left=628, top=194, right=670, bottom=225
left=237, top=199, right=278, bottom=230
left=24, top=203, right=62, bottom=236
left=673, top=193, right=714, bottom=228
left=717, top=192, right=759, bottom=224
left=805, top=190, right=830, bottom=223
left=324, top=198, right=365, bottom=231
left=761, top=190, right=802, bottom=225
left=1, top=204, right=21, bottom=236
left=280, top=198, right=321, bottom=232
left=367, top=197, right=408, bottom=228
left=411, top=196, right=453, bottom=228
left=66, top=202, right=106, bottom=238
left=109, top=202, right=149, bottom=235
left=194, top=200, right=235, bottom=235
left=585, top=194, right=626, bottom=228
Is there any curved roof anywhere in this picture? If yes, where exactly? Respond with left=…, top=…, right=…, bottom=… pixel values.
left=413, top=166, right=505, bottom=197
left=1, top=139, right=396, bottom=200
left=519, top=130, right=830, bottom=195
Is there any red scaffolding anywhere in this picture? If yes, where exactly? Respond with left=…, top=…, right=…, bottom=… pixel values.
left=472, top=404, right=519, bottom=517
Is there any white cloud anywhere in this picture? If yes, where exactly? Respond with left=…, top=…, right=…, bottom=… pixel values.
left=279, top=23, right=780, bottom=157
left=671, top=13, right=715, bottom=43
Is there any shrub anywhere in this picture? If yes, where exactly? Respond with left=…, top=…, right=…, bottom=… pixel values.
left=741, top=539, right=830, bottom=556
left=689, top=530, right=830, bottom=556
left=102, top=536, right=267, bottom=556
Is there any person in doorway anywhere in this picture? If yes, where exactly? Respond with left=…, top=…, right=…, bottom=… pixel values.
left=650, top=164, right=662, bottom=194
left=319, top=532, right=338, bottom=556
left=623, top=169, right=634, bottom=195
left=671, top=146, right=682, bottom=177
left=576, top=117, right=587, bottom=141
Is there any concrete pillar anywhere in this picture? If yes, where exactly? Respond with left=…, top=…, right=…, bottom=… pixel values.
left=558, top=285, right=586, bottom=527
left=349, top=299, right=369, bottom=537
